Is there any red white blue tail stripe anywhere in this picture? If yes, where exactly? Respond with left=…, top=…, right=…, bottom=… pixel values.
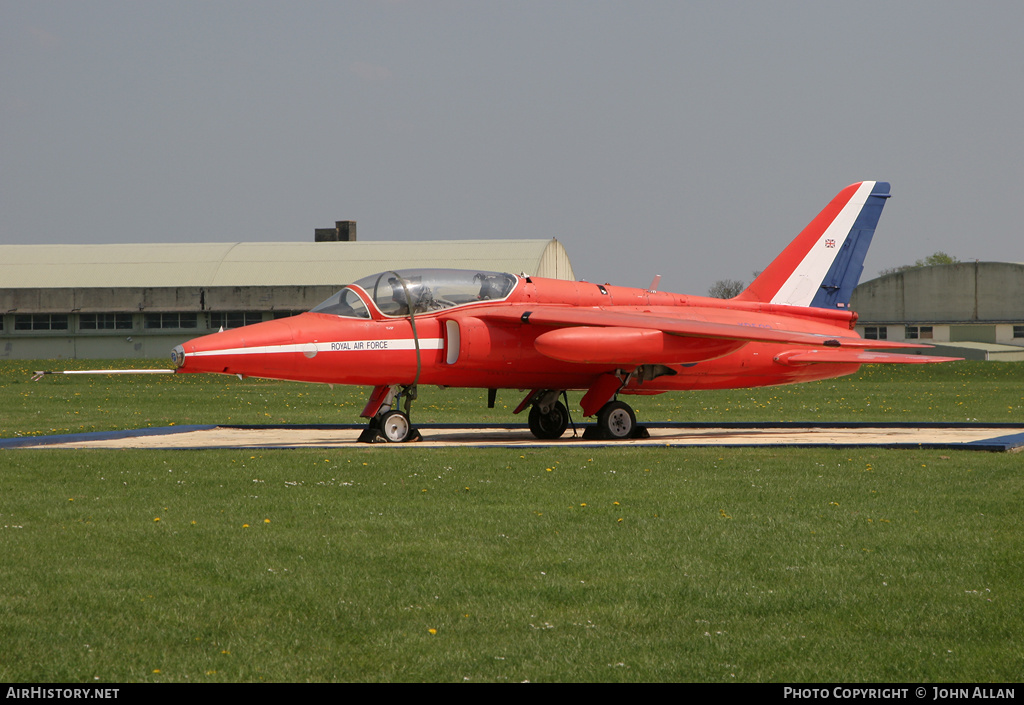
left=737, top=181, right=891, bottom=309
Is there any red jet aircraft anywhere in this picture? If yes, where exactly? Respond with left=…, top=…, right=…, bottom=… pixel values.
left=172, top=181, right=958, bottom=442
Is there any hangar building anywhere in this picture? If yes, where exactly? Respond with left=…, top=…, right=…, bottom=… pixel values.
left=0, top=236, right=574, bottom=360
left=851, top=262, right=1024, bottom=361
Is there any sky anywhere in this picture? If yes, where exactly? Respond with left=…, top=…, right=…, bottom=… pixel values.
left=3, top=1, right=1023, bottom=296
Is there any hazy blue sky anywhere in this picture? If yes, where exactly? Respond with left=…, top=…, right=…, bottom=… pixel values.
left=4, top=1, right=1023, bottom=295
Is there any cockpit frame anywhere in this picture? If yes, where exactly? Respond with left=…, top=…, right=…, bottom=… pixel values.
left=310, top=268, right=519, bottom=319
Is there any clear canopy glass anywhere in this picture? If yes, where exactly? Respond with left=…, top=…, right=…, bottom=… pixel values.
left=312, top=268, right=518, bottom=318
left=309, top=287, right=371, bottom=318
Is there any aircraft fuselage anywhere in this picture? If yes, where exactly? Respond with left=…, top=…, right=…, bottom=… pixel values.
left=174, top=273, right=859, bottom=394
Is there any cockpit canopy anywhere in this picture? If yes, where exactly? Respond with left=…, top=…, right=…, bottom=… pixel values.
left=310, top=269, right=518, bottom=318
left=309, top=287, right=371, bottom=318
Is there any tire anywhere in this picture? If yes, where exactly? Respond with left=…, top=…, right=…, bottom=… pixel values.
left=528, top=401, right=569, bottom=440
left=379, top=410, right=412, bottom=442
left=597, top=401, right=635, bottom=439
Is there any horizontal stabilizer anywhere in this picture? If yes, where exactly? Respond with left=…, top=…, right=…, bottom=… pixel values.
left=773, top=350, right=962, bottom=366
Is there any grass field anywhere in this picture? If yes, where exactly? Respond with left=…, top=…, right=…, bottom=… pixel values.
left=1, top=360, right=1022, bottom=682
left=4, top=359, right=1024, bottom=435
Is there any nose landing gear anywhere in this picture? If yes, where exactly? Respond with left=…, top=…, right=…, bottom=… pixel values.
left=377, top=409, right=414, bottom=442
left=359, top=384, right=423, bottom=443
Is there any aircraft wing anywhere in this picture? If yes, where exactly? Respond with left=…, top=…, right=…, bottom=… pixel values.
left=475, top=305, right=934, bottom=365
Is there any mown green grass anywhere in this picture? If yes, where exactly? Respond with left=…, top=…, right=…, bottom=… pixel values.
left=1, top=361, right=1022, bottom=682
left=3, top=360, right=1024, bottom=436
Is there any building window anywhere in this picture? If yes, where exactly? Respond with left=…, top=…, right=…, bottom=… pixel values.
left=80, top=313, right=134, bottom=331
left=864, top=326, right=887, bottom=340
left=14, top=314, right=69, bottom=331
left=1014, top=325, right=1024, bottom=339
left=210, top=312, right=264, bottom=330
left=144, top=313, right=198, bottom=329
left=905, top=325, right=933, bottom=340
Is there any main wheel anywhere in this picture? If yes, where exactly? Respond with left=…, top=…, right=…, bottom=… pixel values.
left=379, top=410, right=413, bottom=442
left=597, top=401, right=635, bottom=439
left=528, top=401, right=569, bottom=440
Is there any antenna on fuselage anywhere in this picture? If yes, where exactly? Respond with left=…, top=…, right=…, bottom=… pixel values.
left=647, top=275, right=662, bottom=293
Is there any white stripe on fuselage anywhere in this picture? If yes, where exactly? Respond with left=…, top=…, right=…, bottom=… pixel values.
left=187, top=338, right=444, bottom=358
left=771, top=180, right=875, bottom=307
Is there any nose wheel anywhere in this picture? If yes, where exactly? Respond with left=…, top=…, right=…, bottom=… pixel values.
left=378, top=410, right=413, bottom=442
left=358, top=385, right=422, bottom=443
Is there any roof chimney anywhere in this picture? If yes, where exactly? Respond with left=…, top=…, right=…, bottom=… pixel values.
left=315, top=220, right=356, bottom=242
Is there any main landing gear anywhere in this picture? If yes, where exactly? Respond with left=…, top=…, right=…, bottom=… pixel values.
left=359, top=385, right=423, bottom=443
left=594, top=400, right=637, bottom=440
left=520, top=390, right=647, bottom=441
left=528, top=400, right=570, bottom=439
left=360, top=384, right=649, bottom=443
left=519, top=390, right=571, bottom=440
left=578, top=399, right=647, bottom=440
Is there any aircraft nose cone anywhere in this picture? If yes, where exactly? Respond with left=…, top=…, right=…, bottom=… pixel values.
left=175, top=317, right=300, bottom=376
left=171, top=344, right=185, bottom=368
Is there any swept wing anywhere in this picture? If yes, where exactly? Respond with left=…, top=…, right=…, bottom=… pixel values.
left=475, top=305, right=933, bottom=365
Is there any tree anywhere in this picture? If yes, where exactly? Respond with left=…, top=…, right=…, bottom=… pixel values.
left=707, top=279, right=745, bottom=299
left=914, top=251, right=959, bottom=267
left=877, top=264, right=916, bottom=277
left=878, top=251, right=959, bottom=277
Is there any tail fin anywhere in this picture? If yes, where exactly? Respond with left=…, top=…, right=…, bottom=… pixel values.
left=735, top=181, right=890, bottom=309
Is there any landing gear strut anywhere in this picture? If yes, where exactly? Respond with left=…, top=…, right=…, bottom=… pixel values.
left=359, top=385, right=422, bottom=443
